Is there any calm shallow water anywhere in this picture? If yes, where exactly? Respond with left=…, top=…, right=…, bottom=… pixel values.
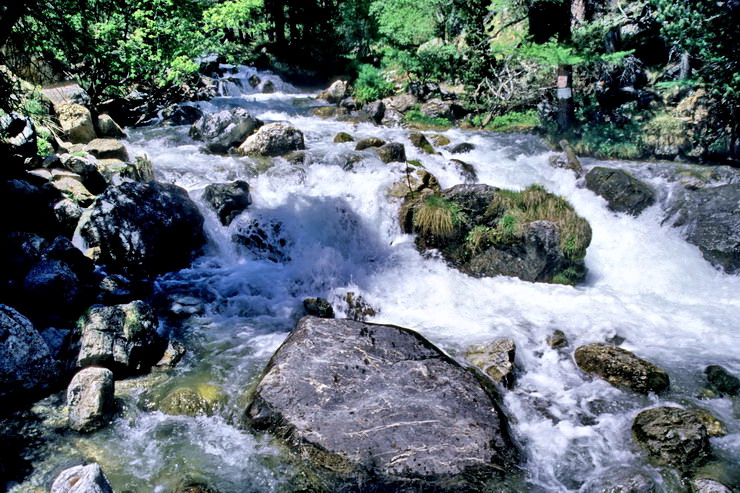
left=13, top=67, right=739, bottom=492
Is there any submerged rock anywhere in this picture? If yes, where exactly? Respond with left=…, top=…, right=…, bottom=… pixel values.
left=238, top=122, right=305, bottom=157
left=189, top=108, right=262, bottom=153
left=50, top=463, right=113, bottom=493
left=574, top=343, right=670, bottom=394
left=0, top=304, right=58, bottom=401
left=81, top=181, right=206, bottom=277
left=67, top=367, right=115, bottom=432
left=465, top=338, right=517, bottom=388
left=157, top=384, right=225, bottom=417
left=580, top=466, right=657, bottom=493
left=77, top=300, right=164, bottom=375
left=409, top=132, right=435, bottom=154
left=663, top=183, right=740, bottom=274
left=704, top=365, right=739, bottom=396
left=631, top=406, right=710, bottom=469
left=450, top=142, right=475, bottom=154
left=585, top=167, right=655, bottom=216
left=302, top=297, right=334, bottom=318
left=202, top=180, right=252, bottom=226
left=355, top=137, right=386, bottom=151
left=244, top=316, right=519, bottom=488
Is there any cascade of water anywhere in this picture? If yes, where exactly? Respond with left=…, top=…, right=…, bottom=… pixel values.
left=15, top=67, right=739, bottom=493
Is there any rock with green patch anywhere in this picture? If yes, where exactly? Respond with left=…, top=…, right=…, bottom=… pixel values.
left=84, top=138, right=130, bottom=162
left=585, top=167, right=655, bottom=216
left=430, top=134, right=450, bottom=146
left=303, top=297, right=334, bottom=318
left=574, top=343, right=669, bottom=394
left=465, top=338, right=516, bottom=388
left=409, top=132, right=435, bottom=154
left=547, top=330, right=569, bottom=349
left=51, top=175, right=96, bottom=206
left=244, top=316, right=519, bottom=489
left=450, top=159, right=477, bottom=183
left=67, top=366, right=115, bottom=432
left=333, top=132, right=354, bottom=143
left=631, top=406, right=710, bottom=469
left=376, top=142, right=406, bottom=163
left=692, top=408, right=726, bottom=437
left=355, top=137, right=386, bottom=151
left=77, top=300, right=165, bottom=375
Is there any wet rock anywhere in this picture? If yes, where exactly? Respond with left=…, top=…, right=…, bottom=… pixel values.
left=77, top=300, right=165, bottom=375
left=21, top=259, right=90, bottom=317
left=581, top=466, right=657, bottom=493
left=238, top=122, right=305, bottom=157
left=51, top=175, right=96, bottom=206
left=574, top=343, right=670, bottom=394
left=244, top=316, right=519, bottom=488
left=355, top=137, right=386, bottom=151
left=67, top=367, right=115, bottom=432
left=84, top=138, right=130, bottom=162
left=170, top=481, right=220, bottom=493
left=302, top=297, right=334, bottom=318
left=161, top=104, right=203, bottom=126
left=691, top=478, right=733, bottom=493
left=0, top=178, right=64, bottom=235
left=465, top=338, right=516, bottom=388
left=704, top=365, right=739, bottom=396
left=155, top=340, right=186, bottom=368
left=95, top=114, right=126, bottom=139
left=585, top=167, right=655, bottom=216
left=50, top=463, right=113, bottom=493
left=339, top=97, right=358, bottom=111
left=409, top=132, right=435, bottom=154
left=631, top=406, right=710, bottom=469
left=158, top=383, right=225, bottom=417
left=663, top=184, right=740, bottom=274
left=333, top=132, right=354, bottom=143
left=81, top=181, right=206, bottom=277
left=376, top=142, right=406, bottom=163
left=362, top=100, right=385, bottom=124
left=389, top=168, right=440, bottom=198
left=202, top=180, right=252, bottom=226
left=283, top=151, right=305, bottom=164
left=189, top=108, right=262, bottom=154
left=0, top=304, right=58, bottom=401
left=55, top=102, right=96, bottom=144
left=317, top=80, right=349, bottom=104
left=232, top=217, right=290, bottom=262
left=547, top=329, right=569, bottom=349
left=311, top=106, right=349, bottom=118
left=261, top=80, right=276, bottom=94
left=449, top=159, right=477, bottom=183
left=692, top=409, right=726, bottom=437
left=430, top=134, right=450, bottom=146
left=247, top=75, right=261, bottom=88
left=450, top=142, right=475, bottom=154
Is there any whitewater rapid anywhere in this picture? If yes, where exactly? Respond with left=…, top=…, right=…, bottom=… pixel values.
left=14, top=67, right=739, bottom=492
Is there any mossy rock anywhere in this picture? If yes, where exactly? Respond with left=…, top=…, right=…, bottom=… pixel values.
left=409, top=133, right=436, bottom=154
left=430, top=134, right=451, bottom=146
left=333, top=132, right=354, bottom=143
left=157, top=383, right=226, bottom=417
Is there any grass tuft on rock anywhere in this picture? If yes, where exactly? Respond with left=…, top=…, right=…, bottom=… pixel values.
left=484, top=185, right=592, bottom=260
left=414, top=195, right=463, bottom=239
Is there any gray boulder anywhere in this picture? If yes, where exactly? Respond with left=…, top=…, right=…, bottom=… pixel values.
left=84, top=139, right=130, bottom=162
left=189, top=108, right=262, bottom=153
left=95, top=114, right=126, bottom=139
left=631, top=406, right=710, bottom=469
left=362, top=100, right=385, bottom=124
left=50, top=463, right=113, bottom=493
left=585, top=167, right=655, bottom=216
left=317, top=80, right=349, bottom=104
left=161, top=104, right=203, bottom=126
left=663, top=183, right=740, bottom=274
left=238, top=122, right=305, bottom=157
left=376, top=142, right=406, bottom=163
left=0, top=304, right=58, bottom=400
left=420, top=98, right=454, bottom=120
left=77, top=300, right=164, bottom=375
left=691, top=478, right=733, bottom=493
left=244, top=316, right=519, bottom=488
left=385, top=94, right=418, bottom=114
left=450, top=143, right=475, bottom=154
left=55, top=102, right=96, bottom=144
left=67, top=367, right=115, bottom=432
left=465, top=338, right=516, bottom=388
left=355, top=137, right=386, bottom=150
left=81, top=181, right=206, bottom=277
left=574, top=343, right=669, bottom=394
left=581, top=466, right=657, bottom=493
left=202, top=180, right=252, bottom=226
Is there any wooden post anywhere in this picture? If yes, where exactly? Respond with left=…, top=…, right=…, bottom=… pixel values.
left=556, top=64, right=575, bottom=134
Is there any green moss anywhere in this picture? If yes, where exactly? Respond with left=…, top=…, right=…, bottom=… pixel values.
left=403, top=110, right=453, bottom=130
left=485, top=185, right=592, bottom=260
left=552, top=267, right=584, bottom=286
left=487, top=110, right=539, bottom=133
left=570, top=122, right=643, bottom=160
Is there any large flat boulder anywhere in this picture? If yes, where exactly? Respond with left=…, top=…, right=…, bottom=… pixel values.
left=244, top=316, right=519, bottom=489
left=81, top=181, right=206, bottom=277
left=238, top=122, right=305, bottom=157
left=189, top=108, right=262, bottom=153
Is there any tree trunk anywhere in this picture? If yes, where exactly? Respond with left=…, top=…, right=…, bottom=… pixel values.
left=557, top=64, right=576, bottom=134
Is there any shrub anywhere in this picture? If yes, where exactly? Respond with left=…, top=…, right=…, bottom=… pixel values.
left=354, top=64, right=395, bottom=104
left=414, top=195, right=463, bottom=239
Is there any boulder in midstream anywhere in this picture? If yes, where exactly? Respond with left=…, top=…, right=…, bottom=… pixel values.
left=574, top=343, right=670, bottom=394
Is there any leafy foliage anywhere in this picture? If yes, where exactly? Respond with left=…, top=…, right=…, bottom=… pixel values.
left=353, top=64, right=395, bottom=104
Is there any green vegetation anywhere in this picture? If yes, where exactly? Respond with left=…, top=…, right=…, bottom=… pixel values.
left=403, top=109, right=452, bottom=129
left=353, top=64, right=395, bottom=104
left=488, top=110, right=539, bottom=133
left=552, top=266, right=583, bottom=286
left=414, top=195, right=464, bottom=240
left=485, top=185, right=592, bottom=261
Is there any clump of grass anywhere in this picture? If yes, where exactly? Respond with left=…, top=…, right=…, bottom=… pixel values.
left=552, top=266, right=584, bottom=285
left=414, top=195, right=463, bottom=239
left=403, top=109, right=453, bottom=129
left=488, top=110, right=539, bottom=132
left=484, top=184, right=592, bottom=260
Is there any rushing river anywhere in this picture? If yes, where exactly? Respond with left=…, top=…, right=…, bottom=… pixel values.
left=13, top=67, right=740, bottom=492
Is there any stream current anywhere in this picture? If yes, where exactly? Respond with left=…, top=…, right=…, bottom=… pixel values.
left=13, top=67, right=740, bottom=492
